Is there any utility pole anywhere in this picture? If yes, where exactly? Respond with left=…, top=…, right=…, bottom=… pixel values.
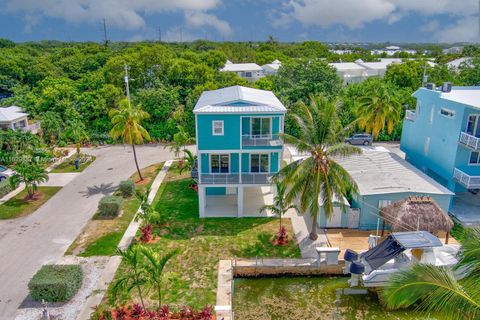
left=158, top=26, right=162, bottom=42
left=124, top=64, right=131, bottom=106
left=180, top=28, right=183, bottom=42
left=103, top=18, right=109, bottom=47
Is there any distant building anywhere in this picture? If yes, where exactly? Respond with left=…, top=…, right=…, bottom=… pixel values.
left=356, top=58, right=401, bottom=77
left=0, top=106, right=39, bottom=133
left=443, top=47, right=464, bottom=55
left=447, top=57, right=473, bottom=71
left=220, top=61, right=264, bottom=81
left=401, top=85, right=480, bottom=226
left=328, top=62, right=370, bottom=85
left=261, top=60, right=282, bottom=75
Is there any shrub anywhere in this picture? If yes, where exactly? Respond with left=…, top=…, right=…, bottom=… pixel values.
left=118, top=180, right=135, bottom=198
left=98, top=195, right=123, bottom=217
left=0, top=178, right=13, bottom=198
left=28, top=264, right=83, bottom=302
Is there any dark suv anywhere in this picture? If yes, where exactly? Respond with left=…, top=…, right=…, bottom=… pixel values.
left=344, top=133, right=373, bottom=146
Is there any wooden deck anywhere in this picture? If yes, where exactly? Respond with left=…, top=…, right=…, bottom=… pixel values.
left=325, top=229, right=458, bottom=260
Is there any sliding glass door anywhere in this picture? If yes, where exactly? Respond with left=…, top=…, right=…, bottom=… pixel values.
left=250, top=154, right=269, bottom=173
left=210, top=154, right=229, bottom=173
left=251, top=118, right=271, bottom=138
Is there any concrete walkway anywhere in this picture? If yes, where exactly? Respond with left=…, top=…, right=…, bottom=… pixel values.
left=0, top=145, right=181, bottom=319
left=286, top=210, right=329, bottom=258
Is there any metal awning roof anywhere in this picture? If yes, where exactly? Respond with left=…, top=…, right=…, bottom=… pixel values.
left=391, top=231, right=443, bottom=248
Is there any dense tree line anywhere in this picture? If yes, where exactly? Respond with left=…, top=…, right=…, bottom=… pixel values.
left=0, top=39, right=479, bottom=147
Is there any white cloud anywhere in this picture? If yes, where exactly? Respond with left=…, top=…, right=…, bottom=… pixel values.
left=5, top=0, right=224, bottom=31
left=433, top=16, right=479, bottom=43
left=185, top=11, right=232, bottom=36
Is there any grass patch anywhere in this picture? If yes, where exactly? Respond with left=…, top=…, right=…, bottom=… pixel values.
left=106, top=166, right=301, bottom=310
left=0, top=187, right=61, bottom=220
left=50, top=155, right=96, bottom=173
left=66, top=163, right=164, bottom=257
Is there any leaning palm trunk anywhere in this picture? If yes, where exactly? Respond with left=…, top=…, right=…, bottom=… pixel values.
left=131, top=142, right=143, bottom=181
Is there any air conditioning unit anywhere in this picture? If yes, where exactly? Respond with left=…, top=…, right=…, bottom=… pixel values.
left=425, top=83, right=435, bottom=90
left=442, top=82, right=453, bottom=93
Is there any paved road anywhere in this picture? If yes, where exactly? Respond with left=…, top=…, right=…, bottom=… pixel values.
left=0, top=144, right=179, bottom=319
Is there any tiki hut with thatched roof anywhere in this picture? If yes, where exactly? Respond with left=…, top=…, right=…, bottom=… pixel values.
left=380, top=196, right=454, bottom=243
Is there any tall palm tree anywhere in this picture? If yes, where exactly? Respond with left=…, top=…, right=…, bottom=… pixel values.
left=260, top=181, right=298, bottom=232
left=10, top=161, right=49, bottom=199
left=112, top=245, right=148, bottom=309
left=382, top=227, right=480, bottom=319
left=109, top=98, right=151, bottom=181
left=276, top=95, right=360, bottom=240
left=141, top=247, right=179, bottom=310
left=355, top=81, right=402, bottom=139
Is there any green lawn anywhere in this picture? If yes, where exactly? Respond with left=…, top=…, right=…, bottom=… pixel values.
left=0, top=187, right=61, bottom=219
left=67, top=163, right=164, bottom=257
left=106, top=167, right=301, bottom=310
left=50, top=155, right=96, bottom=173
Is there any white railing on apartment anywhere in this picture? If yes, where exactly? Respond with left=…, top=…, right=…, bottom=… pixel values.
left=459, top=132, right=480, bottom=150
left=200, top=173, right=272, bottom=185
left=241, top=134, right=281, bottom=147
left=453, top=168, right=480, bottom=189
left=405, top=110, right=416, bottom=121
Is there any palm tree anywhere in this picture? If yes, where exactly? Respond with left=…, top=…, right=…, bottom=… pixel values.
left=179, top=149, right=197, bottom=174
left=109, top=98, right=151, bottom=181
left=355, top=80, right=402, bottom=139
left=10, top=161, right=49, bottom=199
left=65, top=119, right=89, bottom=158
left=276, top=95, right=360, bottom=240
left=382, top=227, right=480, bottom=319
left=111, top=245, right=148, bottom=309
left=168, top=125, right=194, bottom=166
left=141, top=248, right=179, bottom=310
left=260, top=181, right=298, bottom=233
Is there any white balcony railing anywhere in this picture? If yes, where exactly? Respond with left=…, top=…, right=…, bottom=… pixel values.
left=405, top=110, right=416, bottom=121
left=453, top=168, right=480, bottom=189
left=200, top=173, right=272, bottom=185
left=459, top=132, right=480, bottom=150
left=242, top=134, right=282, bottom=147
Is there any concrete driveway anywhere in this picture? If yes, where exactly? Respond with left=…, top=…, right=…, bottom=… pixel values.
left=0, top=144, right=183, bottom=319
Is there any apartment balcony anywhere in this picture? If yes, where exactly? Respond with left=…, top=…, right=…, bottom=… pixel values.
left=405, top=110, right=416, bottom=121
left=200, top=173, right=272, bottom=185
left=459, top=132, right=480, bottom=150
left=241, top=134, right=282, bottom=147
left=454, top=168, right=480, bottom=189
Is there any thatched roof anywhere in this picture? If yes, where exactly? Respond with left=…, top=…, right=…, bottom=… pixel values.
left=380, top=196, right=453, bottom=233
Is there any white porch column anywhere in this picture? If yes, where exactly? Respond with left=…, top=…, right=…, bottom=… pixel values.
left=237, top=186, right=244, bottom=218
left=199, top=186, right=206, bottom=218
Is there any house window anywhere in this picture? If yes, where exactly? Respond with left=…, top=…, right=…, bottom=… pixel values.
left=378, top=200, right=392, bottom=208
left=212, top=121, right=224, bottom=136
left=429, top=106, right=435, bottom=123
left=251, top=118, right=271, bottom=137
left=440, top=108, right=455, bottom=118
left=469, top=151, right=480, bottom=165
left=466, top=115, right=480, bottom=138
left=250, top=154, right=269, bottom=173
left=424, top=137, right=430, bottom=156
left=245, top=72, right=252, bottom=78
left=210, top=154, right=229, bottom=173
left=416, top=101, right=421, bottom=115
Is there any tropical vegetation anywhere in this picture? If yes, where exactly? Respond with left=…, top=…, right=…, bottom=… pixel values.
left=9, top=161, right=49, bottom=199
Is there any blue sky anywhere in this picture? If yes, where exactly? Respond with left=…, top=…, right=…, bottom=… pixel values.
left=0, top=0, right=478, bottom=43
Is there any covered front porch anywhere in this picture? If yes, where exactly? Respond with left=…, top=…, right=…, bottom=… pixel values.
left=198, top=185, right=276, bottom=218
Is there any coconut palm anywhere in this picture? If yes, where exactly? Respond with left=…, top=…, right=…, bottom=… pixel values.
left=355, top=80, right=402, bottom=139
left=179, top=149, right=197, bottom=174
left=141, top=248, right=179, bottom=310
left=109, top=98, right=151, bottom=181
left=276, top=95, right=360, bottom=240
left=9, top=161, right=49, bottom=199
left=111, top=245, right=148, bottom=309
left=382, top=227, right=480, bottom=320
left=65, top=119, right=89, bottom=158
left=167, top=125, right=195, bottom=166
left=260, top=181, right=298, bottom=233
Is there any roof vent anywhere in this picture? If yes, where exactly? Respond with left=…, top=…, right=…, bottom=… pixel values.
left=441, top=82, right=452, bottom=93
left=425, top=83, right=436, bottom=90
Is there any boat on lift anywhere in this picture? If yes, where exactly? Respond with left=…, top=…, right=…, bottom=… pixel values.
left=343, top=231, right=459, bottom=287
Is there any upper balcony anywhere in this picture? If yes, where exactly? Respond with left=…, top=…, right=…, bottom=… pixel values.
left=459, top=132, right=480, bottom=151
left=241, top=134, right=282, bottom=147
left=404, top=110, right=416, bottom=122
left=200, top=173, right=272, bottom=185
left=453, top=168, right=480, bottom=189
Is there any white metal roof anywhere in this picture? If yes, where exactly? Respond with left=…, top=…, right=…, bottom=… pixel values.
left=329, top=62, right=366, bottom=71
left=447, top=57, right=473, bottom=69
left=220, top=62, right=263, bottom=72
left=193, top=85, right=286, bottom=114
left=439, top=87, right=480, bottom=109
left=287, top=146, right=453, bottom=196
left=0, top=106, right=28, bottom=122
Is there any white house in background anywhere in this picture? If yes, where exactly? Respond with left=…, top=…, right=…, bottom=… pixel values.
left=220, top=61, right=264, bottom=81
left=0, top=106, right=39, bottom=133
left=261, top=60, right=282, bottom=75
left=443, top=47, right=463, bottom=54
left=356, top=58, right=401, bottom=77
left=329, top=62, right=369, bottom=85
left=447, top=57, right=473, bottom=71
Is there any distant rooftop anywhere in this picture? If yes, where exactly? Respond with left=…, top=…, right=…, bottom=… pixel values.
left=193, top=86, right=286, bottom=114
left=220, top=62, right=263, bottom=72
left=329, top=62, right=366, bottom=71
left=0, top=106, right=28, bottom=122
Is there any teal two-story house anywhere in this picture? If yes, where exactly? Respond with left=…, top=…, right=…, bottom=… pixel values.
left=193, top=86, right=286, bottom=218
left=401, top=84, right=480, bottom=225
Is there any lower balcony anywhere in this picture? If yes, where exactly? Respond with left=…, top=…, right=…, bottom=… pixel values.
left=200, top=173, right=272, bottom=185
left=453, top=168, right=480, bottom=189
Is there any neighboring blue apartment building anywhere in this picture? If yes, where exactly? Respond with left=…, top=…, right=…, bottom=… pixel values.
left=401, top=85, right=480, bottom=225
left=193, top=86, right=286, bottom=218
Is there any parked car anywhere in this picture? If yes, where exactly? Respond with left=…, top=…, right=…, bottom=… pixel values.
left=0, top=165, right=15, bottom=181
left=345, top=133, right=373, bottom=146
